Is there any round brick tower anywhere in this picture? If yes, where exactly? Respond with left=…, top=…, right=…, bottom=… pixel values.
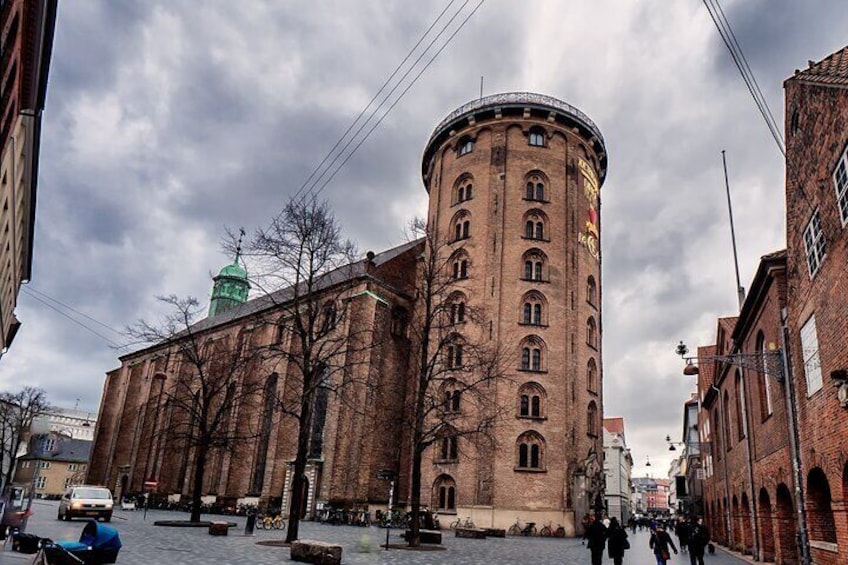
left=421, top=92, right=608, bottom=534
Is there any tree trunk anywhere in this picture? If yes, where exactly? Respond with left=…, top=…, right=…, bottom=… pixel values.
left=2, top=430, right=19, bottom=492
left=409, top=446, right=423, bottom=547
left=286, top=393, right=314, bottom=543
left=189, top=444, right=208, bottom=522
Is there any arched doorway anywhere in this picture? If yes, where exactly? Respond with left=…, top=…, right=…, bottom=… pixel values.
left=740, top=493, right=752, bottom=554
left=807, top=467, right=836, bottom=544
left=775, top=483, right=798, bottom=565
left=732, top=495, right=741, bottom=551
left=758, top=488, right=775, bottom=561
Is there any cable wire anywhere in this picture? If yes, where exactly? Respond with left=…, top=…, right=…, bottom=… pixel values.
left=20, top=288, right=129, bottom=349
left=284, top=0, right=466, bottom=211
left=305, top=0, right=487, bottom=204
left=24, top=286, right=124, bottom=336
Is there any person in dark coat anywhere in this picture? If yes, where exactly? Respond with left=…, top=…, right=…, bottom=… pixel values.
left=606, top=517, right=629, bottom=565
left=675, top=517, right=689, bottom=552
left=585, top=515, right=608, bottom=565
left=686, top=516, right=711, bottom=565
left=649, top=524, right=678, bottom=565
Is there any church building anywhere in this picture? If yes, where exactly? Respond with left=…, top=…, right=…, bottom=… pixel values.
left=87, top=92, right=608, bottom=534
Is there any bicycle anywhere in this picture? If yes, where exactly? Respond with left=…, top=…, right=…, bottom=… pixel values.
left=522, top=521, right=537, bottom=536
left=539, top=521, right=553, bottom=537
left=450, top=516, right=475, bottom=529
left=554, top=523, right=566, bottom=537
left=507, top=517, right=523, bottom=536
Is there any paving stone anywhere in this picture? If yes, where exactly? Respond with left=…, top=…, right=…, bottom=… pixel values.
left=0, top=501, right=753, bottom=565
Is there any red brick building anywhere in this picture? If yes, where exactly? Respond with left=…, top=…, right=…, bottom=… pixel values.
left=88, top=93, right=608, bottom=534
left=698, top=252, right=800, bottom=564
left=783, top=44, right=848, bottom=565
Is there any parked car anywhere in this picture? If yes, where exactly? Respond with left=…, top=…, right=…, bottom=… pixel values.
left=57, top=486, right=114, bottom=522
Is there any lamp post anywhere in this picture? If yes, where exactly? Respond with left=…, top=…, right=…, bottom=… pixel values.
left=676, top=338, right=810, bottom=565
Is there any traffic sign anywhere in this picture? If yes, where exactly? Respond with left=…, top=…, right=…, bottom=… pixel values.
left=143, top=480, right=158, bottom=489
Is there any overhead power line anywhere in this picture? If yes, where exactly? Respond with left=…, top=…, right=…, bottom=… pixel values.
left=285, top=0, right=486, bottom=212
left=20, top=287, right=129, bottom=350
left=702, top=0, right=785, bottom=157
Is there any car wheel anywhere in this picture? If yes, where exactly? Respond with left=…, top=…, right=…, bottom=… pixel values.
left=57, top=511, right=62, bottom=521
left=103, top=515, right=111, bottom=523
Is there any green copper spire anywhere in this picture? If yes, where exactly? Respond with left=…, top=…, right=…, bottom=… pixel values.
left=209, top=229, right=250, bottom=317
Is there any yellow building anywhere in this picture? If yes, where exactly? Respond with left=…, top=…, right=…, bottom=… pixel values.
left=14, top=433, right=91, bottom=498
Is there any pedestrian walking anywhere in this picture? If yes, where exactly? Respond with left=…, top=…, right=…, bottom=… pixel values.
left=649, top=524, right=678, bottom=565
left=674, top=517, right=689, bottom=552
left=685, top=516, right=711, bottom=565
left=606, top=517, right=630, bottom=565
left=585, top=514, right=608, bottom=565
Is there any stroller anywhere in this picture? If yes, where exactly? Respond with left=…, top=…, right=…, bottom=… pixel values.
left=42, top=520, right=122, bottom=564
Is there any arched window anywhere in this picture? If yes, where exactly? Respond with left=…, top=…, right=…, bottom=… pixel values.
left=587, top=401, right=598, bottom=437
left=439, top=428, right=459, bottom=461
left=308, top=366, right=330, bottom=459
left=451, top=211, right=471, bottom=242
left=757, top=332, right=773, bottom=418
left=320, top=301, right=337, bottom=334
left=587, top=358, right=598, bottom=394
left=451, top=250, right=470, bottom=280
left=522, top=249, right=547, bottom=282
left=587, top=276, right=597, bottom=307
left=516, top=431, right=545, bottom=470
left=712, top=409, right=722, bottom=460
left=586, top=316, right=597, bottom=348
left=433, top=475, right=456, bottom=511
left=723, top=391, right=732, bottom=451
left=447, top=341, right=463, bottom=369
left=458, top=137, right=474, bottom=156
left=391, top=306, right=408, bottom=337
left=524, top=172, right=547, bottom=202
left=450, top=293, right=466, bottom=325
left=520, top=291, right=546, bottom=325
left=529, top=127, right=545, bottom=147
left=454, top=175, right=473, bottom=204
left=251, top=373, right=278, bottom=493
left=523, top=210, right=547, bottom=241
left=518, top=382, right=545, bottom=418
left=519, top=336, right=545, bottom=372
left=735, top=370, right=746, bottom=440
left=442, top=379, right=462, bottom=413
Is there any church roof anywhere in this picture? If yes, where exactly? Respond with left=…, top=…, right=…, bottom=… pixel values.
left=122, top=238, right=423, bottom=360
left=790, top=44, right=848, bottom=87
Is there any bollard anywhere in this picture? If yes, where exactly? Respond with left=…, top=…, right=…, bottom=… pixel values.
left=245, top=511, right=256, bottom=536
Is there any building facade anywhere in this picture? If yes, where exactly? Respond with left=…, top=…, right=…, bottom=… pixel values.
left=14, top=431, right=90, bottom=498
left=0, top=0, right=57, bottom=357
left=603, top=418, right=632, bottom=522
left=783, top=44, right=848, bottom=565
left=87, top=93, right=607, bottom=535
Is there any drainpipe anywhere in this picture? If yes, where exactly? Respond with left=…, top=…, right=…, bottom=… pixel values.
left=780, top=308, right=810, bottom=565
left=717, top=388, right=733, bottom=548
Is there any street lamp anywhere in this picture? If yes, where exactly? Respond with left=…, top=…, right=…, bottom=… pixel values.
left=675, top=340, right=784, bottom=381
left=666, top=435, right=684, bottom=452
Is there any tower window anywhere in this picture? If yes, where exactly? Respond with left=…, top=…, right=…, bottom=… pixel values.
left=529, top=128, right=545, bottom=147
left=586, top=317, right=598, bottom=349
left=458, top=182, right=473, bottom=203
left=458, top=137, right=474, bottom=156
left=516, top=431, right=545, bottom=470
left=587, top=276, right=597, bottom=307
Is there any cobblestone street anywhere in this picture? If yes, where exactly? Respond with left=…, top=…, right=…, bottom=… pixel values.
left=0, top=501, right=754, bottom=564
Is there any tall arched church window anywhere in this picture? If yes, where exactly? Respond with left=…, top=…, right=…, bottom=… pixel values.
left=308, top=366, right=330, bottom=459
left=516, top=431, right=545, bottom=470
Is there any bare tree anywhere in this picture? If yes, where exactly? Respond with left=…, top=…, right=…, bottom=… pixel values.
left=245, top=197, right=373, bottom=543
left=127, top=295, right=266, bottom=522
left=0, top=387, right=52, bottom=492
left=403, top=218, right=512, bottom=547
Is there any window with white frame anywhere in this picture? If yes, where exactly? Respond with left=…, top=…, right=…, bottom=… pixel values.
left=803, top=211, right=825, bottom=277
left=35, top=476, right=46, bottom=489
left=800, top=314, right=823, bottom=395
left=834, top=145, right=848, bottom=226
left=64, top=477, right=72, bottom=489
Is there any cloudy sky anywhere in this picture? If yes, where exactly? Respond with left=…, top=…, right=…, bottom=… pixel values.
left=1, top=0, right=846, bottom=478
